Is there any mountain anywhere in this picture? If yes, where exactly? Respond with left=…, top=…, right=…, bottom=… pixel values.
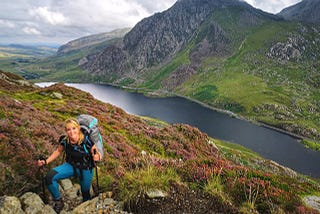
left=1, top=70, right=320, bottom=213
left=82, top=0, right=280, bottom=78
left=57, top=28, right=131, bottom=55
left=278, top=0, right=320, bottom=23
left=80, top=0, right=320, bottom=142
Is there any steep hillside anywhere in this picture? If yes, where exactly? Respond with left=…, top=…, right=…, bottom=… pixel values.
left=1, top=70, right=320, bottom=213
left=279, top=0, right=320, bottom=24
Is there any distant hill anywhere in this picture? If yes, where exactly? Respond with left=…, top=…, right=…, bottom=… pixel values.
left=13, top=28, right=130, bottom=82
left=0, top=44, right=57, bottom=58
left=57, top=28, right=131, bottom=55
left=278, top=0, right=320, bottom=23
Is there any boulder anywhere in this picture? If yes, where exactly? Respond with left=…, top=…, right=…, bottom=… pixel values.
left=0, top=196, right=24, bottom=214
left=20, top=192, right=55, bottom=214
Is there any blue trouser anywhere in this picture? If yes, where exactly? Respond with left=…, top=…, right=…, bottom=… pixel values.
left=45, top=162, right=93, bottom=202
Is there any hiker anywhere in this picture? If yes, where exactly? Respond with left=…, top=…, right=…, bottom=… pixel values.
left=37, top=118, right=101, bottom=213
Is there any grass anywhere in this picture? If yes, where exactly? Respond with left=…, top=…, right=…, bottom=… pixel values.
left=301, top=139, right=320, bottom=151
left=204, top=174, right=230, bottom=204
left=118, top=165, right=180, bottom=202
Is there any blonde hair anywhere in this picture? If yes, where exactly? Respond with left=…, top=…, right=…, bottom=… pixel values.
left=65, top=118, right=84, bottom=145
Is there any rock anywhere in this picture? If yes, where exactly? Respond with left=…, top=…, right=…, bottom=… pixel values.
left=72, top=197, right=98, bottom=214
left=146, top=189, right=168, bottom=199
left=61, top=179, right=74, bottom=191
left=20, top=192, right=56, bottom=214
left=0, top=196, right=24, bottom=214
left=268, top=160, right=297, bottom=178
left=51, top=92, right=63, bottom=99
left=0, top=179, right=130, bottom=214
left=303, top=196, right=320, bottom=211
left=61, top=179, right=81, bottom=200
left=72, top=193, right=132, bottom=214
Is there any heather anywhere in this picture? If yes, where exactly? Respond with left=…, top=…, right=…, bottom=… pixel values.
left=0, top=71, right=319, bottom=213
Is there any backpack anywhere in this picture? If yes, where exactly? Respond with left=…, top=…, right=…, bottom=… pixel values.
left=77, top=114, right=104, bottom=161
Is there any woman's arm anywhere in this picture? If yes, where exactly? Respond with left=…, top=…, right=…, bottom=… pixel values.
left=37, top=145, right=64, bottom=166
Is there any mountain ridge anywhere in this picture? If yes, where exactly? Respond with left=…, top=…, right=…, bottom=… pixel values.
left=278, top=0, right=320, bottom=23
left=82, top=0, right=281, bottom=77
left=57, top=28, right=131, bottom=55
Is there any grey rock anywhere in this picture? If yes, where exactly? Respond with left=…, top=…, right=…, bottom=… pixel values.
left=20, top=192, right=56, bottom=214
left=146, top=189, right=168, bottom=199
left=0, top=196, right=24, bottom=214
left=303, top=196, right=320, bottom=211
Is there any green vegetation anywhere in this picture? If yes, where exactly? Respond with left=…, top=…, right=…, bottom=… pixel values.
left=174, top=20, right=320, bottom=142
left=119, top=165, right=180, bottom=202
left=301, top=139, right=320, bottom=151
left=1, top=72, right=319, bottom=213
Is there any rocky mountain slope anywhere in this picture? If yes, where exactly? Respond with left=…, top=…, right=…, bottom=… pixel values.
left=82, top=0, right=280, bottom=77
left=278, top=0, right=320, bottom=23
left=1, top=70, right=320, bottom=213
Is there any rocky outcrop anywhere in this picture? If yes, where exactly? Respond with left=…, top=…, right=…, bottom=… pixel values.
left=266, top=35, right=305, bottom=62
left=0, top=179, right=130, bottom=214
left=266, top=24, right=320, bottom=62
left=303, top=196, right=320, bottom=211
left=0, top=193, right=55, bottom=214
left=0, top=70, right=36, bottom=90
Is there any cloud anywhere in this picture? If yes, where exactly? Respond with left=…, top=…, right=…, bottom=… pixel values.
left=245, top=0, right=301, bottom=13
left=0, top=0, right=302, bottom=45
left=29, top=6, right=69, bottom=25
left=0, top=19, right=15, bottom=28
left=23, top=26, right=41, bottom=35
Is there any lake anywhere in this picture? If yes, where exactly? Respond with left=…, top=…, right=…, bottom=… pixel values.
left=39, top=82, right=320, bottom=178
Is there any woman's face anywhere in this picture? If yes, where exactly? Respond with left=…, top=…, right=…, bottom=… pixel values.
left=66, top=122, right=80, bottom=143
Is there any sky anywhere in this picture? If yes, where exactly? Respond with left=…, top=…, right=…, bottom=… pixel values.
left=0, top=0, right=302, bottom=46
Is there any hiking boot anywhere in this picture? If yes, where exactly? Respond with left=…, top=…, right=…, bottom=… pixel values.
left=53, top=198, right=64, bottom=213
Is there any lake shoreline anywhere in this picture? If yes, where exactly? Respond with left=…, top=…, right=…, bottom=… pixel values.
left=105, top=82, right=308, bottom=142
left=37, top=81, right=316, bottom=149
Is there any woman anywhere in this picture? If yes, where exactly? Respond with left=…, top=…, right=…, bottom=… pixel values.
left=38, top=118, right=101, bottom=213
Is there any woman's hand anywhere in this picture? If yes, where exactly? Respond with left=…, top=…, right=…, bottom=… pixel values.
left=91, top=145, right=101, bottom=161
left=37, top=159, right=46, bottom=167
left=93, top=151, right=100, bottom=161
